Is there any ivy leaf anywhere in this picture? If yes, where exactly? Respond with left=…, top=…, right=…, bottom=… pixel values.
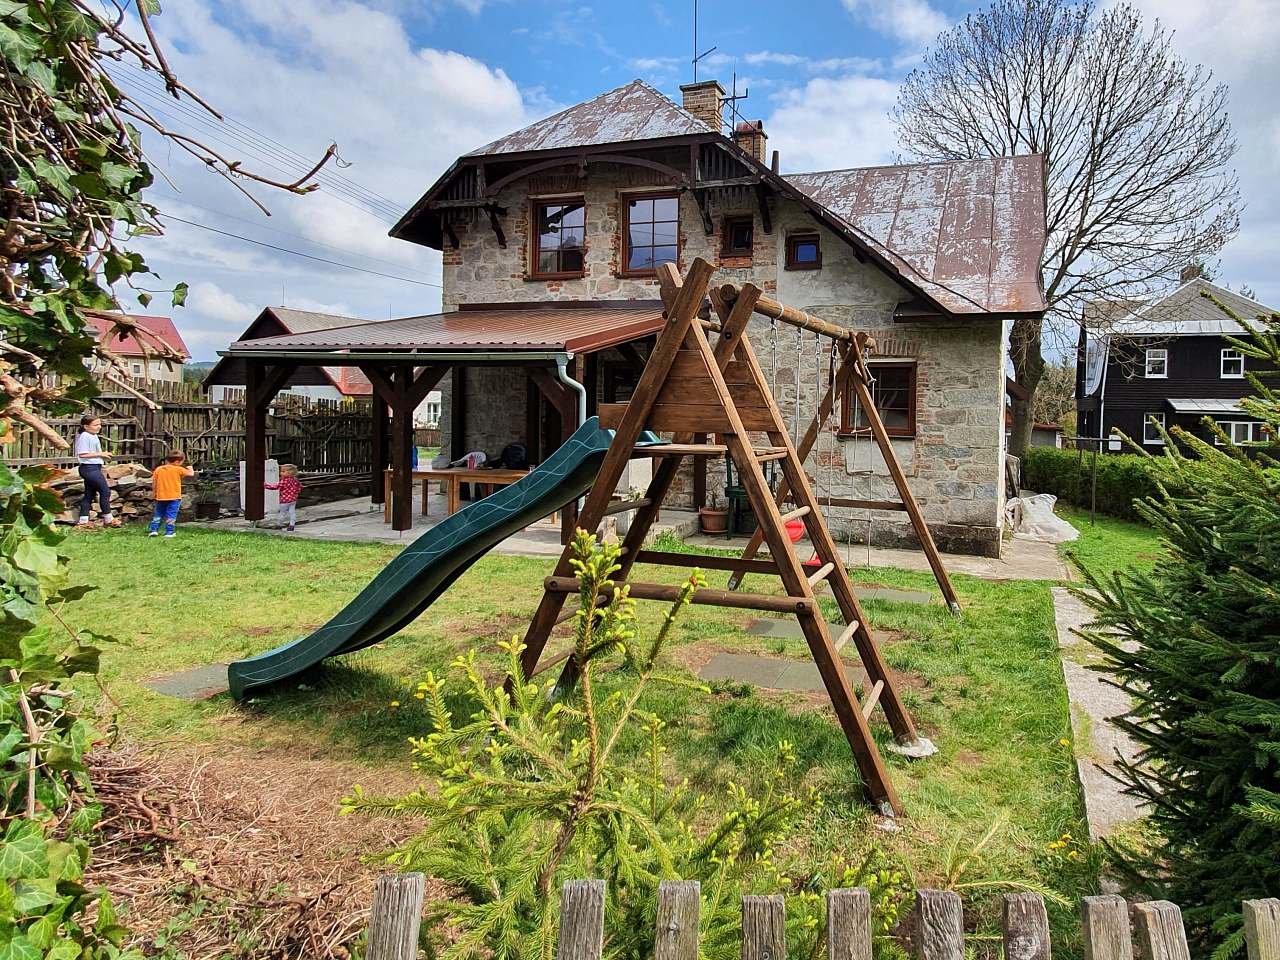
left=42, top=942, right=79, bottom=960
left=0, top=928, right=40, bottom=960
left=0, top=1, right=27, bottom=17
left=11, top=540, right=58, bottom=577
left=136, top=292, right=152, bottom=308
left=19, top=60, right=55, bottom=94
left=0, top=22, right=38, bottom=71
left=98, top=162, right=135, bottom=191
left=171, top=281, right=188, bottom=307
left=0, top=822, right=48, bottom=881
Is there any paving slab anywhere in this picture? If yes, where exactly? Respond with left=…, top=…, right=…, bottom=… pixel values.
left=1052, top=586, right=1146, bottom=840
left=144, top=663, right=229, bottom=701
left=698, top=651, right=868, bottom=693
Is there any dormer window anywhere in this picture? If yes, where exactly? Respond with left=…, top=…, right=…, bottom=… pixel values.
left=531, top=198, right=585, bottom=279
left=622, top=193, right=679, bottom=276
left=786, top=232, right=822, bottom=270
left=1144, top=347, right=1167, bottom=378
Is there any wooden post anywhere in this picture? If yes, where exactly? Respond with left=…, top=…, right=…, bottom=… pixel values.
left=915, top=890, right=964, bottom=960
left=1081, top=895, right=1134, bottom=960
left=557, top=879, right=606, bottom=960
left=244, top=362, right=267, bottom=522
left=654, top=880, right=700, bottom=960
left=450, top=366, right=467, bottom=461
left=390, top=366, right=415, bottom=532
left=1245, top=899, right=1280, bottom=960
left=742, top=895, right=786, bottom=960
left=1003, top=893, right=1051, bottom=960
left=827, top=889, right=872, bottom=960
left=371, top=395, right=389, bottom=505
left=1133, top=902, right=1189, bottom=960
left=366, top=872, right=425, bottom=960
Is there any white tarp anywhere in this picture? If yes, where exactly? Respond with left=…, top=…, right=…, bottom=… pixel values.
left=1005, top=493, right=1079, bottom=543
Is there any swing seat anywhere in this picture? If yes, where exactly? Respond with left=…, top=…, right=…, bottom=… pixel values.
left=784, top=519, right=806, bottom=542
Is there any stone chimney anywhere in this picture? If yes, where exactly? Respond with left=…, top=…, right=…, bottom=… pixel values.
left=1180, top=263, right=1206, bottom=284
left=680, top=79, right=725, bottom=132
left=732, top=120, right=768, bottom=164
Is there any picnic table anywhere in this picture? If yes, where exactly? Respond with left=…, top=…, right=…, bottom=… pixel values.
left=381, top=466, right=535, bottom=524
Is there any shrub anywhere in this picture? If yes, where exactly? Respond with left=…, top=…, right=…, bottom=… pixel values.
left=1021, top=447, right=1160, bottom=521
left=1074, top=298, right=1280, bottom=956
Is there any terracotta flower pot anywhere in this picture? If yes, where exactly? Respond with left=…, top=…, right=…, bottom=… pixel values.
left=698, top=506, right=729, bottom=534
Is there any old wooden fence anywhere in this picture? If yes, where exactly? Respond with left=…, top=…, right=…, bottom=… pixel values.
left=364, top=874, right=1280, bottom=960
left=6, top=379, right=373, bottom=473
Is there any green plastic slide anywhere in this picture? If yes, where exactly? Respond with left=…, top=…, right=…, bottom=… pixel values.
left=227, top=417, right=664, bottom=699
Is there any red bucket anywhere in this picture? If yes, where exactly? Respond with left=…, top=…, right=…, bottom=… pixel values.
left=784, top=519, right=805, bottom=542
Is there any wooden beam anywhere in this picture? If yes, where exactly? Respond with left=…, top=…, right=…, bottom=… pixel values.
left=720, top=284, right=862, bottom=344
left=756, top=183, right=772, bottom=234
left=634, top=549, right=780, bottom=576
left=449, top=367, right=466, bottom=460
left=244, top=362, right=267, bottom=522
left=407, top=365, right=449, bottom=410
left=370, top=395, right=389, bottom=505
left=692, top=189, right=714, bottom=235
left=390, top=366, right=415, bottom=532
left=486, top=206, right=507, bottom=248
left=360, top=365, right=397, bottom=408
left=544, top=576, right=813, bottom=614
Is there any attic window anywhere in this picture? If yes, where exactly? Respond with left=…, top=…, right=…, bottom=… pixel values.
left=622, top=193, right=679, bottom=276
left=531, top=198, right=586, bottom=279
left=721, top=215, right=753, bottom=257
left=786, top=232, right=821, bottom=270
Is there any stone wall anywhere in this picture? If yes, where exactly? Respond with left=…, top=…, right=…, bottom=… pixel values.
left=439, top=167, right=1007, bottom=556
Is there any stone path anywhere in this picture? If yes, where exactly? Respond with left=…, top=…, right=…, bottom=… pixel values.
left=698, top=651, right=868, bottom=693
left=1052, top=586, right=1146, bottom=840
left=143, top=663, right=229, bottom=701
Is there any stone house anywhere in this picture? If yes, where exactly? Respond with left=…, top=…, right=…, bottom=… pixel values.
left=389, top=79, right=1047, bottom=556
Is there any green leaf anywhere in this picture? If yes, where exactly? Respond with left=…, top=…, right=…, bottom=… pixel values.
left=19, top=61, right=55, bottom=94
left=171, top=281, right=188, bottom=308
left=136, top=292, right=152, bottom=308
left=98, top=163, right=135, bottom=192
left=42, top=941, right=79, bottom=960
left=0, top=822, right=48, bottom=881
left=10, top=541, right=57, bottom=578
left=0, top=1, right=27, bottom=18
left=0, top=22, right=39, bottom=70
left=10, top=879, right=56, bottom=913
left=0, top=927, right=40, bottom=960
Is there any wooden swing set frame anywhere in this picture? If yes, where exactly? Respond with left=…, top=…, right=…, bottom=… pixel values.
left=518, top=258, right=959, bottom=816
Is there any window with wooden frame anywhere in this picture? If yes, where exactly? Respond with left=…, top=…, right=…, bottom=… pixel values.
left=840, top=360, right=916, bottom=437
left=530, top=198, right=586, bottom=279
left=1214, top=419, right=1265, bottom=445
left=721, top=215, right=754, bottom=257
left=1144, top=347, right=1167, bottom=378
left=1221, top=348, right=1245, bottom=378
left=622, top=192, right=679, bottom=276
left=1143, top=412, right=1166, bottom=445
left=785, top=232, right=822, bottom=270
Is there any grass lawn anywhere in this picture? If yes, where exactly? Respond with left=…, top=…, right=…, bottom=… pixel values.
left=1056, top=505, right=1164, bottom=582
left=62, top=526, right=1097, bottom=949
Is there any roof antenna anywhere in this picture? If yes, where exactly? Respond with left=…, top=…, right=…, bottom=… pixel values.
left=692, top=0, right=716, bottom=82
left=724, top=68, right=750, bottom=128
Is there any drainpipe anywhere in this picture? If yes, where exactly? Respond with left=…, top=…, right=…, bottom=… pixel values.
left=556, top=353, right=587, bottom=427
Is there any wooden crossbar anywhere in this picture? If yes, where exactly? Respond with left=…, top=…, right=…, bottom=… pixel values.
left=861, top=679, right=884, bottom=719
left=543, top=576, right=813, bottom=614
left=634, top=549, right=780, bottom=576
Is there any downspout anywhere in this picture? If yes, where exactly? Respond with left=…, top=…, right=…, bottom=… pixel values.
left=556, top=353, right=587, bottom=427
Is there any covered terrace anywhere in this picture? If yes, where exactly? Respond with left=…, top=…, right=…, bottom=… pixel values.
left=217, top=300, right=664, bottom=535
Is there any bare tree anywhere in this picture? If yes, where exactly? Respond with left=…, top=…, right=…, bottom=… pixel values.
left=893, top=0, right=1239, bottom=455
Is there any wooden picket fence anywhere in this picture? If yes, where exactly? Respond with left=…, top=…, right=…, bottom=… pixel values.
left=6, top=378, right=373, bottom=473
left=363, top=874, right=1280, bottom=960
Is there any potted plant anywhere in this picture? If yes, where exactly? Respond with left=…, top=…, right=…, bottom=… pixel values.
left=192, top=472, right=222, bottom=520
left=698, top=492, right=729, bottom=535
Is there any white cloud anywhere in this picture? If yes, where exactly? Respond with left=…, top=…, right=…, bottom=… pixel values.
left=765, top=75, right=899, bottom=172
left=125, top=0, right=549, bottom=360
left=840, top=0, right=947, bottom=47
left=743, top=51, right=882, bottom=75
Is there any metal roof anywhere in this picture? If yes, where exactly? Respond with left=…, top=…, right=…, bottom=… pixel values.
left=227, top=302, right=667, bottom=356
left=1167, top=398, right=1245, bottom=415
left=1109, top=280, right=1276, bottom=336
left=466, top=80, right=710, bottom=156
left=87, top=312, right=190, bottom=359
left=784, top=156, right=1048, bottom=316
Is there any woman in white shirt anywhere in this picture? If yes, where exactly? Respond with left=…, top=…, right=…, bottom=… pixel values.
left=74, top=415, right=119, bottom=527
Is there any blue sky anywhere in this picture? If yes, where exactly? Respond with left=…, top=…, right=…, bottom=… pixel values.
left=133, top=0, right=1279, bottom=361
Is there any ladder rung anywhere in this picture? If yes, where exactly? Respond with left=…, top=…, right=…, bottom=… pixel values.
left=835, top=620, right=861, bottom=649
left=644, top=443, right=728, bottom=456
left=806, top=562, right=834, bottom=586
left=861, top=679, right=884, bottom=719
left=554, top=607, right=579, bottom=625
left=779, top=506, right=810, bottom=524
left=754, top=449, right=788, bottom=462
left=603, top=498, right=651, bottom=515
left=531, top=648, right=573, bottom=676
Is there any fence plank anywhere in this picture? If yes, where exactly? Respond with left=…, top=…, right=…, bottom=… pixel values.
left=743, top=894, right=786, bottom=960
left=558, top=879, right=606, bottom=960
left=1133, top=901, right=1189, bottom=960
left=915, top=890, right=964, bottom=960
left=1082, top=895, right=1134, bottom=960
left=366, top=872, right=425, bottom=960
left=655, top=879, right=700, bottom=960
left=1245, top=900, right=1280, bottom=960
left=1003, top=893, right=1051, bottom=960
left=828, top=888, right=871, bottom=960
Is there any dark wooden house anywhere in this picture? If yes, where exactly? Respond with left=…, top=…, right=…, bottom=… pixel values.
left=1076, top=271, right=1277, bottom=449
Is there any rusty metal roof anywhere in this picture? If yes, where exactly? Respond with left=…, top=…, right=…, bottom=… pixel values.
left=228, top=301, right=666, bottom=356
left=785, top=156, right=1047, bottom=316
left=466, top=80, right=710, bottom=156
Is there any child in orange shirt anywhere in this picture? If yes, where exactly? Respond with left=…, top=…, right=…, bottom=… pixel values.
left=149, top=451, right=195, bottom=538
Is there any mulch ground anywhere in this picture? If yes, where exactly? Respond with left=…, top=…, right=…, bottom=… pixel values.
left=86, top=742, right=436, bottom=959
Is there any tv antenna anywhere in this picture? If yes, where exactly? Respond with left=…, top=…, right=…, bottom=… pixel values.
left=691, top=0, right=716, bottom=81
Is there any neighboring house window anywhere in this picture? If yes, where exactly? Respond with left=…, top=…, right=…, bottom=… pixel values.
left=1214, top=420, right=1264, bottom=444
left=530, top=198, right=586, bottom=278
left=1221, top=348, right=1244, bottom=378
left=721, top=215, right=753, bottom=257
left=130, top=361, right=142, bottom=377
left=840, top=360, right=916, bottom=437
left=785, top=232, right=822, bottom=270
left=622, top=193, right=679, bottom=276
left=1143, top=412, right=1166, bottom=445
left=1144, top=348, right=1167, bottom=378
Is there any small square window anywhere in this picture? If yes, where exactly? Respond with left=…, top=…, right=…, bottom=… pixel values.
left=1221, top=348, right=1244, bottom=378
left=1144, top=348, right=1167, bottom=378
left=786, top=233, right=822, bottom=270
left=621, top=193, right=679, bottom=277
left=1143, top=412, right=1166, bottom=445
left=721, top=215, right=753, bottom=257
left=130, top=362, right=143, bottom=376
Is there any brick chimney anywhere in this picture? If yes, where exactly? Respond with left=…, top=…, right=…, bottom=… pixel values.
left=1180, top=263, right=1206, bottom=284
left=733, top=120, right=768, bottom=164
left=680, top=79, right=725, bottom=132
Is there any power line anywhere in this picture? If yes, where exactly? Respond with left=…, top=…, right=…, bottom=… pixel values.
left=160, top=214, right=442, bottom=288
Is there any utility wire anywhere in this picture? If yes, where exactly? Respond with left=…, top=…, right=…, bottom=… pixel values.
left=160, top=214, right=442, bottom=288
